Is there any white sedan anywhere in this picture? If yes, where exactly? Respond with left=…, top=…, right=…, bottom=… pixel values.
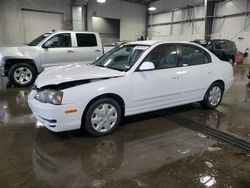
left=28, top=41, right=234, bottom=136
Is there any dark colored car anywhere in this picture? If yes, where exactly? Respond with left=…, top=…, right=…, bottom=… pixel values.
left=192, top=39, right=237, bottom=64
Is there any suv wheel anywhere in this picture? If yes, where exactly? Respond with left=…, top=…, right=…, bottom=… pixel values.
left=84, top=98, right=122, bottom=136
left=8, top=63, right=37, bottom=87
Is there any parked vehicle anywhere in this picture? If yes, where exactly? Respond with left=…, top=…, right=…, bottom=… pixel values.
left=192, top=39, right=237, bottom=64
left=28, top=41, right=234, bottom=136
left=0, top=31, right=113, bottom=87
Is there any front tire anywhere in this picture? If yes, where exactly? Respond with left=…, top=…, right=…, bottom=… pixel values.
left=8, top=63, right=37, bottom=87
left=201, top=83, right=224, bottom=109
left=84, top=98, right=122, bottom=136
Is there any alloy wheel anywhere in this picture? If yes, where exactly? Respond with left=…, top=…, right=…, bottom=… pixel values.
left=13, top=67, right=32, bottom=85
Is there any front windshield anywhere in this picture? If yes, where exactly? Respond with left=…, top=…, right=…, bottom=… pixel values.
left=94, top=45, right=149, bottom=71
left=27, top=33, right=51, bottom=46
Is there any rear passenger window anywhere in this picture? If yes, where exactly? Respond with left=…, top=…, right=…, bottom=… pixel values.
left=76, top=33, right=97, bottom=47
left=178, top=45, right=210, bottom=66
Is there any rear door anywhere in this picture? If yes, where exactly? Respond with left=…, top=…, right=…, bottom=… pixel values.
left=73, top=33, right=103, bottom=64
left=177, top=44, right=214, bottom=102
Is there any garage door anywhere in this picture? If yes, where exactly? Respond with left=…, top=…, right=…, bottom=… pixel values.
left=92, top=17, right=120, bottom=45
left=22, top=10, right=63, bottom=44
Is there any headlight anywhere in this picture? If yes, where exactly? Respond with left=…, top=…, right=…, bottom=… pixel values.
left=34, top=90, right=63, bottom=105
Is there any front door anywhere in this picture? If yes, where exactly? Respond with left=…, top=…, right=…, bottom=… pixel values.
left=40, top=33, right=76, bottom=67
left=131, top=44, right=183, bottom=114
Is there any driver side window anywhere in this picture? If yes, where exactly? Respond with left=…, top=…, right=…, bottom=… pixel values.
left=45, top=33, right=72, bottom=48
left=144, top=44, right=178, bottom=69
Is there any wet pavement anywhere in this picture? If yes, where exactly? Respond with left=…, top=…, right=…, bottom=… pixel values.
left=0, top=65, right=250, bottom=188
left=177, top=65, right=250, bottom=142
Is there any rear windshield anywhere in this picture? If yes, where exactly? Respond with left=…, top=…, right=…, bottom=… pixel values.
left=214, top=40, right=236, bottom=50
left=225, top=41, right=236, bottom=49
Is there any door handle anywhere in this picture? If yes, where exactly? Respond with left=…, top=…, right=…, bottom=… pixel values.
left=171, top=77, right=179, bottom=80
left=67, top=50, right=74, bottom=53
left=95, top=49, right=102, bottom=52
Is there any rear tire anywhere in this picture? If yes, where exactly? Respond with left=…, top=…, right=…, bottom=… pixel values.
left=201, top=83, right=224, bottom=109
left=228, top=56, right=235, bottom=65
left=8, top=63, right=37, bottom=87
left=84, top=98, right=122, bottom=137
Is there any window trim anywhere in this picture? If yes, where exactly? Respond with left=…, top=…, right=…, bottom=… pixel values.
left=42, top=33, right=72, bottom=48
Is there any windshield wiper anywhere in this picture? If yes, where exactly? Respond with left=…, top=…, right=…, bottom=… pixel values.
left=95, top=64, right=125, bottom=72
left=94, top=64, right=105, bottom=67
left=105, top=66, right=125, bottom=72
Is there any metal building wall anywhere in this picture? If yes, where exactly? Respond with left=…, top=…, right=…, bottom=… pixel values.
left=148, top=6, right=205, bottom=41
left=212, top=0, right=250, bottom=51
left=87, top=0, right=147, bottom=41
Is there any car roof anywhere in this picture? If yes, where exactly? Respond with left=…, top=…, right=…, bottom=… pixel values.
left=194, top=39, right=233, bottom=42
left=127, top=40, right=161, bottom=46
left=50, top=30, right=99, bottom=35
left=126, top=40, right=201, bottom=46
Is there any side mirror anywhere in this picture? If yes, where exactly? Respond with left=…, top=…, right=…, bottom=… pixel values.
left=139, top=61, right=155, bottom=71
left=42, top=41, right=53, bottom=48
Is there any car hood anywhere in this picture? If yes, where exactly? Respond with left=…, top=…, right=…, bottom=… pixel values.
left=35, top=63, right=126, bottom=88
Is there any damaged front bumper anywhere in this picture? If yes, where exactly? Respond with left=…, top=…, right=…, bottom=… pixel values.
left=28, top=90, right=84, bottom=132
